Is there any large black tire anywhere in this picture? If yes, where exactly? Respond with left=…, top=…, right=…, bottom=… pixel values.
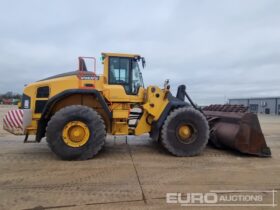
left=161, top=107, right=209, bottom=156
left=46, top=105, right=106, bottom=160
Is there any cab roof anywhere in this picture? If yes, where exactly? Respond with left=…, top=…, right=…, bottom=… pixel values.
left=101, top=52, right=141, bottom=58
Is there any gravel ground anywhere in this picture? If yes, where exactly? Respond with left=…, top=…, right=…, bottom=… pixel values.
left=0, top=105, right=279, bottom=209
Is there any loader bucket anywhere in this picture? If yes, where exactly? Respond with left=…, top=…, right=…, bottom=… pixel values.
left=203, top=105, right=271, bottom=157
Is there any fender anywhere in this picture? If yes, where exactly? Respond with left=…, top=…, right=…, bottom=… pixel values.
left=36, top=89, right=112, bottom=142
left=149, top=94, right=189, bottom=141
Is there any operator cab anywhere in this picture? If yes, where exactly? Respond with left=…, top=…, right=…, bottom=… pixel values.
left=103, top=53, right=145, bottom=95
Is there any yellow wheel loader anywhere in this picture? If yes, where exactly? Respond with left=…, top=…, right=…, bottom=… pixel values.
left=3, top=53, right=271, bottom=160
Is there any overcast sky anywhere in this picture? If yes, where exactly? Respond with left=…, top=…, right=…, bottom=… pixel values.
left=0, top=0, right=279, bottom=105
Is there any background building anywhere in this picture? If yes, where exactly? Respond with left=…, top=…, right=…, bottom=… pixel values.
left=229, top=97, right=280, bottom=115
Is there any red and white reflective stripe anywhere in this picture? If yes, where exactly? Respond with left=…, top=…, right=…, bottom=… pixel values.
left=8, top=111, right=19, bottom=128
left=15, top=110, right=24, bottom=128
left=4, top=110, right=24, bottom=129
left=11, top=111, right=22, bottom=128
left=18, top=109, right=23, bottom=117
left=14, top=110, right=23, bottom=124
left=5, top=112, right=15, bottom=128
left=3, top=117, right=11, bottom=129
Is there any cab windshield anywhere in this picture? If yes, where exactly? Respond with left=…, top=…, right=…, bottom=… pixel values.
left=131, top=59, right=144, bottom=94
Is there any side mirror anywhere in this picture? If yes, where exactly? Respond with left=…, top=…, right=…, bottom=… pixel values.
left=141, top=57, right=146, bottom=68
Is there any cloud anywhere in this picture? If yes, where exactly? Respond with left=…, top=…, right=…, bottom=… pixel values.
left=0, top=0, right=279, bottom=105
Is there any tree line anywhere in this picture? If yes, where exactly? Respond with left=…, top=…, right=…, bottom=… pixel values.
left=0, top=92, right=21, bottom=104
left=0, top=92, right=21, bottom=99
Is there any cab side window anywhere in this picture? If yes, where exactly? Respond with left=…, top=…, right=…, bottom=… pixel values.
left=109, top=57, right=130, bottom=92
left=109, top=58, right=129, bottom=84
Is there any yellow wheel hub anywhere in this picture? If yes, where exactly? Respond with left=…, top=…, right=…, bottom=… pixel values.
left=178, top=125, right=192, bottom=140
left=62, top=121, right=90, bottom=147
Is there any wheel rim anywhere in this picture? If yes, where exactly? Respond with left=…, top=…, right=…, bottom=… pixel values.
left=62, top=121, right=90, bottom=147
left=178, top=125, right=192, bottom=139
left=176, top=123, right=196, bottom=144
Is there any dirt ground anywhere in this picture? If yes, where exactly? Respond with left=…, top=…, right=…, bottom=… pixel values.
left=0, top=105, right=279, bottom=210
left=0, top=105, right=17, bottom=137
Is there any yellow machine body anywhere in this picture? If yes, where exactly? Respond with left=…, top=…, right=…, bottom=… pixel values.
left=20, top=53, right=171, bottom=138
left=3, top=52, right=270, bottom=159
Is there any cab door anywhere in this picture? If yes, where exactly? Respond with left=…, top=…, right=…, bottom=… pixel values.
left=105, top=57, right=144, bottom=103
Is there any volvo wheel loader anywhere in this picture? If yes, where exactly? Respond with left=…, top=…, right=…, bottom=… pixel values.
left=3, top=53, right=271, bottom=160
